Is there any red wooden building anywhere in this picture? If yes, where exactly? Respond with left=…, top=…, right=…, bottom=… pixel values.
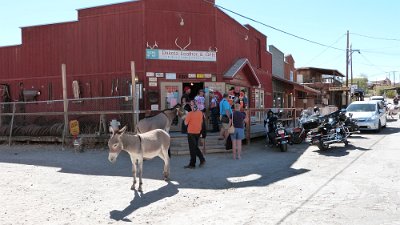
left=0, top=0, right=273, bottom=111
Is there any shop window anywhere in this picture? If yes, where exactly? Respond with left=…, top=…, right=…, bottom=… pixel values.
left=273, top=92, right=283, bottom=108
left=164, top=85, right=180, bottom=108
left=72, top=80, right=81, bottom=99
left=297, top=91, right=307, bottom=99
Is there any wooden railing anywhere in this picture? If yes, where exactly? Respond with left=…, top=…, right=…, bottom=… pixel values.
left=244, top=107, right=303, bottom=144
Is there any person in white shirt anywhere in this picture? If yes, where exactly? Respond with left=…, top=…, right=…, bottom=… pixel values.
left=194, top=89, right=206, bottom=112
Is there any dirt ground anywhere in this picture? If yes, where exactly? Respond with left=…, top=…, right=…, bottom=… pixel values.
left=1, top=121, right=400, bottom=225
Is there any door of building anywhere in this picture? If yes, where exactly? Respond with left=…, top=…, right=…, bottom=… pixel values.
left=160, top=82, right=182, bottom=110
left=160, top=82, right=182, bottom=132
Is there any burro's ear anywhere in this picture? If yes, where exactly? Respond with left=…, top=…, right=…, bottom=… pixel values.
left=109, top=126, right=115, bottom=135
left=119, top=125, right=128, bottom=134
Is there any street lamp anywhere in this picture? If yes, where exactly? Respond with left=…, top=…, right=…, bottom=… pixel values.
left=349, top=47, right=361, bottom=85
left=345, top=42, right=360, bottom=106
left=349, top=48, right=360, bottom=86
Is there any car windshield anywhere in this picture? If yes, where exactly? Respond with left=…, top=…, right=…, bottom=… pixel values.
left=347, top=104, right=376, bottom=112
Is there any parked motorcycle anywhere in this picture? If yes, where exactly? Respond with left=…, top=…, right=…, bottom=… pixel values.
left=292, top=110, right=322, bottom=144
left=344, top=113, right=360, bottom=135
left=306, top=109, right=350, bottom=151
left=267, top=119, right=290, bottom=152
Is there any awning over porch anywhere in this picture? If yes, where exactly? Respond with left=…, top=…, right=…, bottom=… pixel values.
left=223, top=58, right=261, bottom=86
left=296, top=67, right=345, bottom=77
left=272, top=75, right=320, bottom=94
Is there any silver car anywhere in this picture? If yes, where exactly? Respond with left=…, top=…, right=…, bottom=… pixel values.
left=370, top=95, right=387, bottom=107
left=346, top=101, right=387, bottom=132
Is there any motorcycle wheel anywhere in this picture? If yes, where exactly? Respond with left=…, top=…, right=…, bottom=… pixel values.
left=280, top=143, right=288, bottom=152
left=292, top=132, right=303, bottom=144
left=317, top=140, right=329, bottom=151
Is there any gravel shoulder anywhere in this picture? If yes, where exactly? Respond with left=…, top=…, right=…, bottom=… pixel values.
left=1, top=121, right=400, bottom=225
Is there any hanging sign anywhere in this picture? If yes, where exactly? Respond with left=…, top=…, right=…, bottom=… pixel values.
left=149, top=82, right=158, bottom=87
left=146, top=72, right=155, bottom=77
left=146, top=49, right=217, bottom=62
left=151, top=104, right=159, bottom=111
left=329, top=86, right=350, bottom=91
left=166, top=73, right=176, bottom=80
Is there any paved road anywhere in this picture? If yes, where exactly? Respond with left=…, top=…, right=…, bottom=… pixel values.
left=0, top=119, right=399, bottom=225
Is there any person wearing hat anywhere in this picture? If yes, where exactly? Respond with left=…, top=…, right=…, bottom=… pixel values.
left=184, top=100, right=206, bottom=169
left=181, top=86, right=192, bottom=133
left=181, top=86, right=192, bottom=107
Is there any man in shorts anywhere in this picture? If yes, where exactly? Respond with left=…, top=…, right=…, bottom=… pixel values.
left=219, top=93, right=232, bottom=141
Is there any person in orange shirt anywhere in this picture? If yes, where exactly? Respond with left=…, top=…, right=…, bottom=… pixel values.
left=184, top=100, right=206, bottom=169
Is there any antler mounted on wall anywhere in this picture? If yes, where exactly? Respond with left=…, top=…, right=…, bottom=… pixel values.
left=175, top=37, right=191, bottom=50
left=146, top=41, right=158, bottom=49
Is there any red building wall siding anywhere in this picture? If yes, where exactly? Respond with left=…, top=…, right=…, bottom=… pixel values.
left=0, top=0, right=273, bottom=109
left=215, top=10, right=251, bottom=77
left=0, top=46, right=21, bottom=80
left=145, top=0, right=217, bottom=74
left=284, top=55, right=296, bottom=82
left=6, top=2, right=145, bottom=100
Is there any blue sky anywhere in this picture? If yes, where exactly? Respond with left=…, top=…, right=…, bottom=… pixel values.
left=1, top=0, right=399, bottom=82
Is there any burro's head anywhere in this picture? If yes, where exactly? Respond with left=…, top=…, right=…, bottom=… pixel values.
left=107, top=125, right=127, bottom=163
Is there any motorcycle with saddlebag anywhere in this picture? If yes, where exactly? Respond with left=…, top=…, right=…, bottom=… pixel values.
left=306, top=109, right=350, bottom=151
left=265, top=110, right=290, bottom=152
left=292, top=110, right=322, bottom=144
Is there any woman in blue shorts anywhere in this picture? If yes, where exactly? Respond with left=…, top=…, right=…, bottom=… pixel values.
left=230, top=103, right=247, bottom=160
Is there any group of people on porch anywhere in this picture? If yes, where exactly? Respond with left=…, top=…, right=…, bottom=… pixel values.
left=181, top=86, right=248, bottom=167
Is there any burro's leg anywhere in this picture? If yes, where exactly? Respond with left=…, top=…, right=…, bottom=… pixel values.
left=159, top=147, right=170, bottom=181
left=131, top=157, right=137, bottom=190
left=138, top=157, right=144, bottom=192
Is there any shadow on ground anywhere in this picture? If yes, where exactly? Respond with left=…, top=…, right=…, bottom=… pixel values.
left=109, top=181, right=179, bottom=221
left=0, top=140, right=310, bottom=190
left=314, top=143, right=371, bottom=157
left=0, top=139, right=312, bottom=221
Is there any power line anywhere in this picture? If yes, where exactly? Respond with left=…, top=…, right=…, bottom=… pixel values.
left=357, top=49, right=400, bottom=56
left=203, top=0, right=345, bottom=51
left=353, top=60, right=400, bottom=68
left=359, top=54, right=387, bottom=74
left=315, top=52, right=344, bottom=68
left=305, top=34, right=346, bottom=65
left=202, top=0, right=400, bottom=70
left=351, top=33, right=400, bottom=42
left=361, top=45, right=400, bottom=51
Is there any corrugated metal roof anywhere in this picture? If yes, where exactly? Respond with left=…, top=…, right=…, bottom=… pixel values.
left=224, top=58, right=248, bottom=78
left=296, top=67, right=345, bottom=77
left=272, top=74, right=320, bottom=94
left=224, top=58, right=260, bottom=85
